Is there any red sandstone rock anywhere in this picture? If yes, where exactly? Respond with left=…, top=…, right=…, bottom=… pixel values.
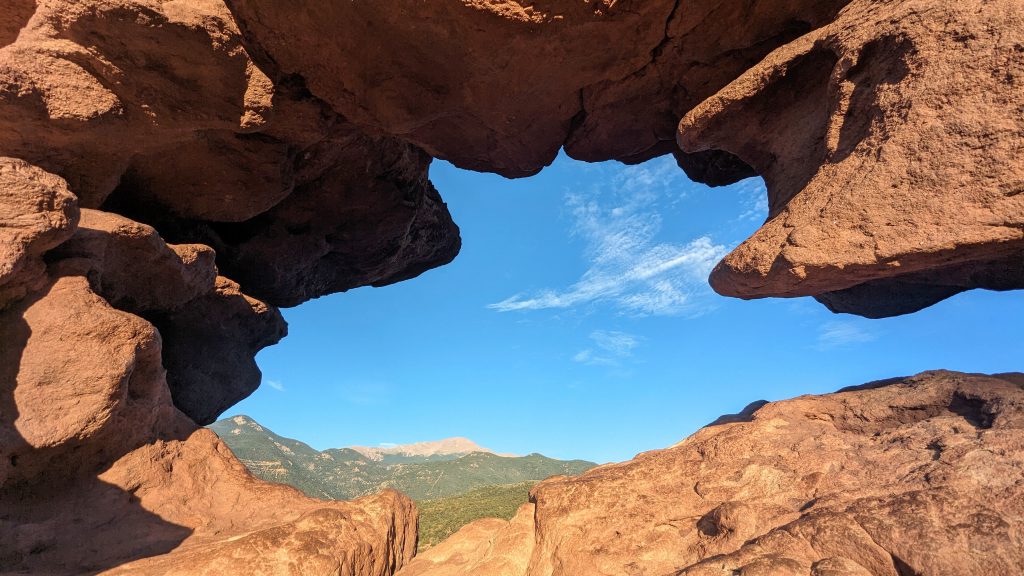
left=0, top=1, right=1022, bottom=573
left=0, top=158, right=78, bottom=308
left=1, top=0, right=461, bottom=309
left=2, top=423, right=417, bottom=575
left=679, top=0, right=1024, bottom=316
left=150, top=276, right=286, bottom=425
left=50, top=209, right=217, bottom=313
left=0, top=269, right=414, bottom=574
left=223, top=0, right=848, bottom=176
left=97, top=431, right=417, bottom=576
left=399, top=504, right=535, bottom=576
left=399, top=371, right=1024, bottom=576
left=0, top=273, right=174, bottom=488
left=41, top=207, right=281, bottom=425
left=5, top=0, right=1017, bottom=316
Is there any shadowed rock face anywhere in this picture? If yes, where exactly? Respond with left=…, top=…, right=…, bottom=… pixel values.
left=223, top=0, right=850, bottom=176
left=0, top=0, right=1021, bottom=573
left=399, top=371, right=1024, bottom=576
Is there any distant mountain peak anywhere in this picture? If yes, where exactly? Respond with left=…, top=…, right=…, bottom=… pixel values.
left=208, top=415, right=593, bottom=502
left=224, top=414, right=265, bottom=433
left=350, top=437, right=505, bottom=460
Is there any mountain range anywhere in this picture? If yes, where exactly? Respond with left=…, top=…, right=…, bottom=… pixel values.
left=208, top=415, right=595, bottom=501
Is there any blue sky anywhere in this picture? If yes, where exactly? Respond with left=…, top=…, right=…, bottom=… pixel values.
left=230, top=153, right=1024, bottom=464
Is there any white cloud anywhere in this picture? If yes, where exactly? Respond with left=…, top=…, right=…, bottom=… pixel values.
left=816, top=321, right=878, bottom=350
left=574, top=330, right=641, bottom=366
left=488, top=159, right=728, bottom=317
left=572, top=349, right=595, bottom=363
left=265, top=379, right=285, bottom=392
left=590, top=330, right=640, bottom=356
left=736, top=179, right=769, bottom=223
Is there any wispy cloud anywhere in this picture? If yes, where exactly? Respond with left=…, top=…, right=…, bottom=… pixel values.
left=264, top=379, right=285, bottom=392
left=737, top=180, right=769, bottom=222
left=816, top=321, right=878, bottom=350
left=574, top=330, right=642, bottom=366
left=488, top=159, right=728, bottom=317
left=591, top=330, right=640, bottom=356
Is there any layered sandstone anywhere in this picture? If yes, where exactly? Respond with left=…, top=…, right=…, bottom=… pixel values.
left=400, top=371, right=1024, bottom=576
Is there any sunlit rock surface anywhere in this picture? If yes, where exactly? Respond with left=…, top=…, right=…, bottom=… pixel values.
left=679, top=0, right=1024, bottom=316
left=400, top=371, right=1024, bottom=576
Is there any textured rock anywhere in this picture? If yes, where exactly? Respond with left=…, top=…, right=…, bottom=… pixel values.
left=679, top=0, right=1024, bottom=316
left=0, top=158, right=78, bottom=308
left=42, top=208, right=282, bottom=425
left=148, top=276, right=286, bottom=425
left=96, top=432, right=417, bottom=576
left=224, top=0, right=848, bottom=176
left=0, top=273, right=174, bottom=488
left=2, top=0, right=1019, bottom=320
left=1, top=0, right=1023, bottom=573
left=398, top=371, right=1024, bottom=576
left=399, top=504, right=535, bottom=576
left=0, top=267, right=414, bottom=574
left=166, top=128, right=463, bottom=308
left=0, top=168, right=412, bottom=573
left=49, top=209, right=217, bottom=313
left=1, top=424, right=418, bottom=575
left=1, top=0, right=461, bottom=309
left=0, top=0, right=274, bottom=204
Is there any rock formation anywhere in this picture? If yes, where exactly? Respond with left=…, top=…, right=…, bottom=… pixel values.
left=399, top=371, right=1024, bottom=576
left=679, top=0, right=1024, bottom=317
left=0, top=0, right=1021, bottom=573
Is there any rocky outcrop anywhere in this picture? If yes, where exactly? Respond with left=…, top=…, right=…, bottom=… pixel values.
left=1, top=2, right=450, bottom=571
left=222, top=0, right=848, bottom=176
left=399, top=504, right=536, bottom=576
left=678, top=0, right=1024, bottom=316
left=399, top=371, right=1024, bottom=576
left=0, top=0, right=461, bottom=309
left=0, top=158, right=78, bottom=309
left=0, top=163, right=418, bottom=574
left=224, top=0, right=1022, bottom=316
left=0, top=0, right=1022, bottom=573
left=2, top=423, right=418, bottom=575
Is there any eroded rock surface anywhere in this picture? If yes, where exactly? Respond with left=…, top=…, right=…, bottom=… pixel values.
left=0, top=160, right=417, bottom=572
left=223, top=0, right=849, bottom=176
left=399, top=504, right=535, bottom=576
left=679, top=0, right=1024, bottom=316
left=0, top=157, right=77, bottom=308
left=400, top=371, right=1024, bottom=576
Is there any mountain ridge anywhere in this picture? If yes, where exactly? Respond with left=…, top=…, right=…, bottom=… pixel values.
left=349, top=436, right=519, bottom=463
left=208, top=415, right=595, bottom=501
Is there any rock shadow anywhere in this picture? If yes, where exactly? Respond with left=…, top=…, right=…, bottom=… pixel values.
left=0, top=294, right=193, bottom=575
left=0, top=0, right=35, bottom=48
